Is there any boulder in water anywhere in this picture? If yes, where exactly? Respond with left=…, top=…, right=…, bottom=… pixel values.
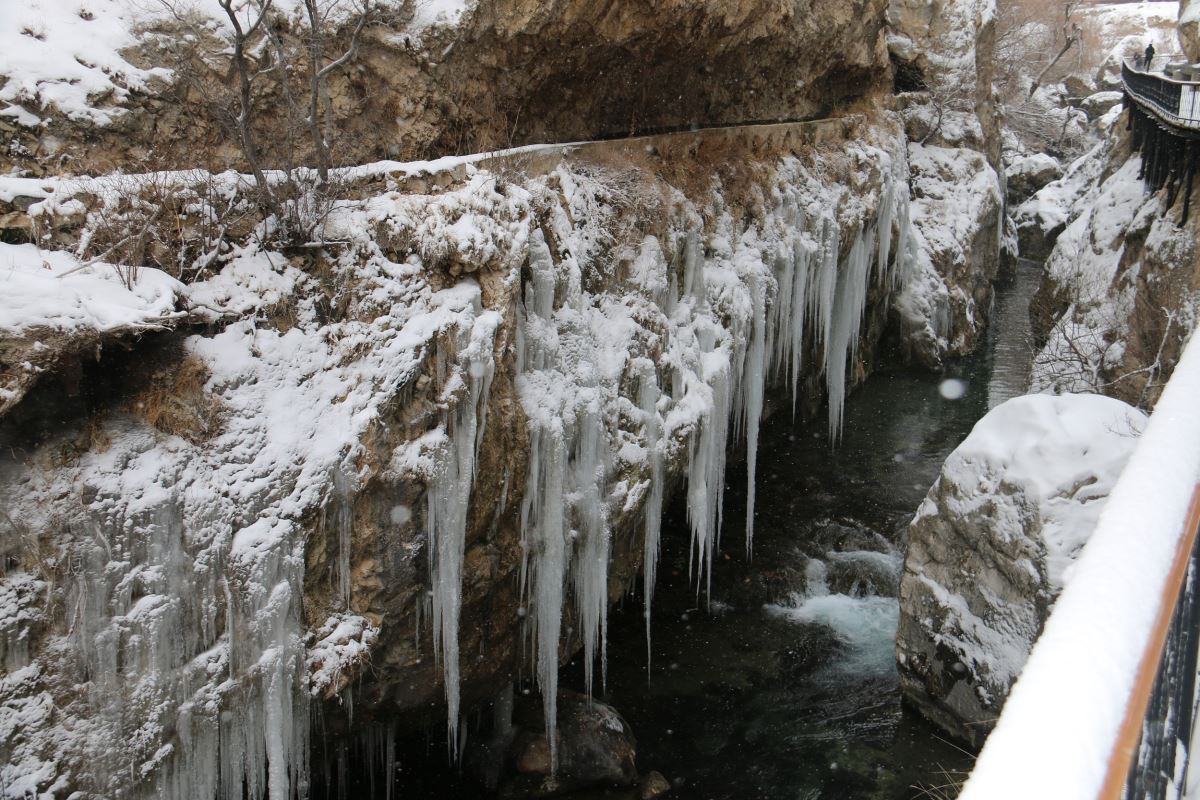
left=502, top=690, right=639, bottom=796
left=896, top=393, right=1146, bottom=747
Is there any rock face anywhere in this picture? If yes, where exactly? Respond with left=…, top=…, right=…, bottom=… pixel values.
left=0, top=113, right=916, bottom=799
left=897, top=393, right=1146, bottom=747
left=886, top=0, right=1005, bottom=369
left=2, top=0, right=892, bottom=175
left=1181, top=0, right=1200, bottom=63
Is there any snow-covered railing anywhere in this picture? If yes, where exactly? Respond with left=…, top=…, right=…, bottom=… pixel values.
left=958, top=330, right=1200, bottom=800
left=1122, top=59, right=1200, bottom=132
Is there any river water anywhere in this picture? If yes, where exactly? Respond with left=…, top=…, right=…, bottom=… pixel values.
left=556, top=259, right=1043, bottom=800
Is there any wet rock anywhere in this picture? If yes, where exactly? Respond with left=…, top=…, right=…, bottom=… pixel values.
left=779, top=624, right=844, bottom=683
left=638, top=771, right=672, bottom=799
left=825, top=550, right=901, bottom=598
left=507, top=690, right=638, bottom=793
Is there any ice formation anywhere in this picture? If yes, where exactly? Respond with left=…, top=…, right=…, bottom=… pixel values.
left=426, top=303, right=499, bottom=752
left=510, top=153, right=913, bottom=757
left=0, top=124, right=913, bottom=795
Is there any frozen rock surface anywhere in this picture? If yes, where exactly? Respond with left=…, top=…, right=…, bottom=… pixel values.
left=0, top=113, right=915, bottom=799
left=896, top=392, right=1146, bottom=747
left=1023, top=118, right=1200, bottom=408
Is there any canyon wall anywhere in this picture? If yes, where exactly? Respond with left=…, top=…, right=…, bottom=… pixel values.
left=3, top=0, right=892, bottom=176
left=0, top=112, right=916, bottom=799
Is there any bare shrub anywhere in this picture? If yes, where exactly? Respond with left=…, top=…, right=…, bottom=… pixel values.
left=126, top=355, right=224, bottom=442
left=72, top=170, right=257, bottom=286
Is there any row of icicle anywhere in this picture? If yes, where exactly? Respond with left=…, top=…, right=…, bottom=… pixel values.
left=423, top=168, right=912, bottom=767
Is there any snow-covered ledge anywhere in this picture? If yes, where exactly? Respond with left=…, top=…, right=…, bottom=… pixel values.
left=959, top=331, right=1200, bottom=799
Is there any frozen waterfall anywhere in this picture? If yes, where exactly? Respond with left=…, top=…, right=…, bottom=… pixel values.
left=499, top=163, right=913, bottom=759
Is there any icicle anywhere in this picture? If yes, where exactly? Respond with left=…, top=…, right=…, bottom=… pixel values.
left=740, top=267, right=768, bottom=557
left=686, top=329, right=732, bottom=601
left=519, top=422, right=569, bottom=770
left=571, top=399, right=612, bottom=696
left=825, top=227, right=873, bottom=440
left=426, top=302, right=499, bottom=757
left=811, top=216, right=840, bottom=361
left=323, top=467, right=354, bottom=609
left=636, top=361, right=663, bottom=674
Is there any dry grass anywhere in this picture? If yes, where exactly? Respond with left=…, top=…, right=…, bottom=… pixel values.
left=126, top=355, right=223, bottom=443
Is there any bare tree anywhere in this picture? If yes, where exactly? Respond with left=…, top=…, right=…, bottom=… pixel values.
left=1026, top=2, right=1083, bottom=99
left=154, top=0, right=376, bottom=246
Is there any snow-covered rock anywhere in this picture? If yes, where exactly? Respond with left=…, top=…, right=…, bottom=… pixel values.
left=1005, top=153, right=1062, bottom=207
left=0, top=114, right=915, bottom=799
left=0, top=244, right=185, bottom=417
left=894, top=142, right=1003, bottom=369
left=896, top=392, right=1147, bottom=747
left=1025, top=116, right=1200, bottom=408
left=886, top=0, right=1005, bottom=369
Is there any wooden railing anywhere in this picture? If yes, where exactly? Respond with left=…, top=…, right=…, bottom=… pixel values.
left=957, top=331, right=1200, bottom=800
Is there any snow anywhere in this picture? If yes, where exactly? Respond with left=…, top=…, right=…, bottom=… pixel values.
left=408, top=0, right=472, bottom=33
left=0, top=0, right=171, bottom=126
left=0, top=243, right=183, bottom=335
left=959, top=330, right=1200, bottom=800
left=936, top=393, right=1148, bottom=592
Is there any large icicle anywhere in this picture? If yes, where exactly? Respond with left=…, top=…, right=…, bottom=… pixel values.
left=739, top=264, right=769, bottom=557
left=825, top=227, right=873, bottom=440
left=517, top=226, right=619, bottom=769
left=571, top=399, right=612, bottom=697
left=519, top=420, right=569, bottom=769
left=426, top=300, right=499, bottom=755
left=687, top=339, right=732, bottom=599
left=636, top=360, right=663, bottom=673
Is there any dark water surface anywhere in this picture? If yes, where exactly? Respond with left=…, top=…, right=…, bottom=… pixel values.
left=350, top=261, right=1041, bottom=799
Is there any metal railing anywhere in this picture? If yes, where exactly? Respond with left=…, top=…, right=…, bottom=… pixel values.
left=957, top=330, right=1200, bottom=800
left=1122, top=59, right=1200, bottom=133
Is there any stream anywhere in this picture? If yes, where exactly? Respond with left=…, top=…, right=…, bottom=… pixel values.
left=362, top=260, right=1042, bottom=799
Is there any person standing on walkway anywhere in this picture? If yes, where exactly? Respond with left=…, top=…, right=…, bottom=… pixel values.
left=1145, top=42, right=1157, bottom=70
